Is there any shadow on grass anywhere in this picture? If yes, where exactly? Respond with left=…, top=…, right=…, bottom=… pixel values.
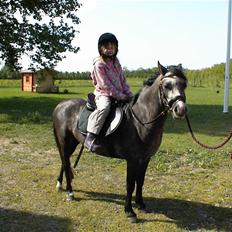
left=78, top=190, right=232, bottom=231
left=165, top=104, right=232, bottom=135
left=0, top=96, right=231, bottom=136
left=0, top=207, right=71, bottom=232
left=0, top=96, right=67, bottom=124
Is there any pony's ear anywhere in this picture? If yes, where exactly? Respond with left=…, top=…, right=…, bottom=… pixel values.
left=158, top=61, right=167, bottom=76
left=177, top=63, right=183, bottom=71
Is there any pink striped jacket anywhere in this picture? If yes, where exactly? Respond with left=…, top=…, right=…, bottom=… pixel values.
left=91, top=57, right=133, bottom=101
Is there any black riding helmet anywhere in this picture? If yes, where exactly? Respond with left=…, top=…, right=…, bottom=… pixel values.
left=98, top=32, right=118, bottom=57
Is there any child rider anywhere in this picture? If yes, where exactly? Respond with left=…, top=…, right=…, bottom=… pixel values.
left=84, top=32, right=133, bottom=152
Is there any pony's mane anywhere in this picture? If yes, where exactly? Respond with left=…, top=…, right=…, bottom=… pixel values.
left=143, top=66, right=187, bottom=87
left=131, top=71, right=160, bottom=104
left=143, top=71, right=160, bottom=86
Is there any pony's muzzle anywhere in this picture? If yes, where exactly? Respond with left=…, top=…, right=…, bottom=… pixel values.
left=172, top=100, right=187, bottom=119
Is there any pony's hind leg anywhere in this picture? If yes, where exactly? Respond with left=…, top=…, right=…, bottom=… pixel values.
left=56, top=166, right=63, bottom=191
left=54, top=127, right=78, bottom=200
left=56, top=147, right=76, bottom=192
left=57, top=149, right=76, bottom=200
left=54, top=128, right=65, bottom=191
left=62, top=138, right=78, bottom=201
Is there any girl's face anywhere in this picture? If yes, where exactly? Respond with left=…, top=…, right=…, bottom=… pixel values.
left=100, top=41, right=117, bottom=57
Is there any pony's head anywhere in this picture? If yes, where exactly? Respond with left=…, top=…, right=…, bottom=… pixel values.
left=158, top=61, right=187, bottom=119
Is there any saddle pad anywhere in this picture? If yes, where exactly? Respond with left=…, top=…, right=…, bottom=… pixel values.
left=78, top=106, right=92, bottom=135
left=78, top=106, right=123, bottom=136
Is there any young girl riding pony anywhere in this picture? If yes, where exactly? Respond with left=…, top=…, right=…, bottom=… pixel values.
left=84, top=32, right=133, bottom=152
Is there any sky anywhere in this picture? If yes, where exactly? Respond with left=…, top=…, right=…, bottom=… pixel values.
left=53, top=0, right=230, bottom=72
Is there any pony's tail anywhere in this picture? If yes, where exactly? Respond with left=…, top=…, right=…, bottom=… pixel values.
left=53, top=126, right=58, bottom=147
left=53, top=126, right=62, bottom=157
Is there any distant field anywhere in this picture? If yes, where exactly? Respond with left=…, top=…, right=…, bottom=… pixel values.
left=0, top=79, right=232, bottom=231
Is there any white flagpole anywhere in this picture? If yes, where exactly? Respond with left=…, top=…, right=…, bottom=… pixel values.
left=223, top=0, right=231, bottom=113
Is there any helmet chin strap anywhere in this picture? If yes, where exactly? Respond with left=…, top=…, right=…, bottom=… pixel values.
left=103, top=50, right=114, bottom=56
left=101, top=51, right=116, bottom=59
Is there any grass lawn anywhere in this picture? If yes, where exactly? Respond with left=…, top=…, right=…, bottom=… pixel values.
left=0, top=79, right=232, bottom=231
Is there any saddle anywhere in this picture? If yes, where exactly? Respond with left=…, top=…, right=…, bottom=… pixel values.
left=78, top=93, right=124, bottom=136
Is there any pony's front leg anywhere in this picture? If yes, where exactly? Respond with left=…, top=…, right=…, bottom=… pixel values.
left=125, top=161, right=137, bottom=222
left=135, top=160, right=149, bottom=211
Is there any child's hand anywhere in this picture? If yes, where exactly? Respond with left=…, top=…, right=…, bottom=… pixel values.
left=121, top=95, right=132, bottom=103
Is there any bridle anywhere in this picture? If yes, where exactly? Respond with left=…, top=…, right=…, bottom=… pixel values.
left=159, top=74, right=186, bottom=111
left=129, top=74, right=186, bottom=126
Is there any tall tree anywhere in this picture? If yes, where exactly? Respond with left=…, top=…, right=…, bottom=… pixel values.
left=0, top=0, right=81, bottom=70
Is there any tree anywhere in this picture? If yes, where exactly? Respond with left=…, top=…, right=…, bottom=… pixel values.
left=0, top=65, right=20, bottom=79
left=0, top=0, right=81, bottom=70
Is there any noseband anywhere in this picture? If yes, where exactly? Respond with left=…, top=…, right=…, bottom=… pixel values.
left=130, top=74, right=186, bottom=126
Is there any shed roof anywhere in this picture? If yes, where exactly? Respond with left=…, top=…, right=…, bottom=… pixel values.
left=21, top=70, right=35, bottom=74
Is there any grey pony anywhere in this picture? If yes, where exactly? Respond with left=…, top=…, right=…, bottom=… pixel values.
left=52, top=61, right=188, bottom=222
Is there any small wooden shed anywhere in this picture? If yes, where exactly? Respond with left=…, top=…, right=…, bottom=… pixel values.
left=21, top=69, right=59, bottom=93
left=21, top=70, right=36, bottom=92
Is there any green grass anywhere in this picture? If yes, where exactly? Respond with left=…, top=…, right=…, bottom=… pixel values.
left=0, top=80, right=232, bottom=231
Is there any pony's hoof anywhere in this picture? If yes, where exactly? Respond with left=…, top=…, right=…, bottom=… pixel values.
left=129, top=216, right=137, bottom=223
left=139, top=208, right=149, bottom=214
left=67, top=191, right=74, bottom=201
left=136, top=204, right=148, bottom=213
left=56, top=181, right=62, bottom=192
left=126, top=212, right=137, bottom=223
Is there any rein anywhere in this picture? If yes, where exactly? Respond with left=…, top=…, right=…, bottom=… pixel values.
left=185, top=114, right=232, bottom=157
left=129, top=75, right=183, bottom=126
left=129, top=78, right=170, bottom=126
left=129, top=105, right=169, bottom=126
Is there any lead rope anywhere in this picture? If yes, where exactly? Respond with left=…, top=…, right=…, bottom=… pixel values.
left=185, top=114, right=232, bottom=158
